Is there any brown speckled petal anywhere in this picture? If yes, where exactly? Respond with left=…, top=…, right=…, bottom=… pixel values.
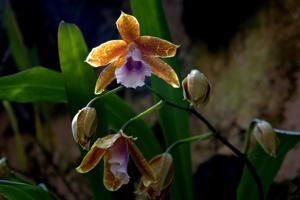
left=116, top=12, right=140, bottom=43
left=85, top=40, right=128, bottom=67
left=142, top=56, right=180, bottom=88
left=94, top=133, right=122, bottom=149
left=94, top=58, right=125, bottom=94
left=136, top=36, right=179, bottom=58
left=127, top=139, right=156, bottom=182
left=76, top=143, right=105, bottom=173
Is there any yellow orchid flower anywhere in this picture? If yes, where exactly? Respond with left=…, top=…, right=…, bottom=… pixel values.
left=85, top=12, right=180, bottom=94
left=76, top=131, right=156, bottom=191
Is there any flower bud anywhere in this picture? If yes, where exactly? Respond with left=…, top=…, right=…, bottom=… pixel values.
left=252, top=120, right=279, bottom=157
left=182, top=69, right=211, bottom=107
left=72, top=107, right=98, bottom=150
left=0, top=157, right=10, bottom=178
left=136, top=153, right=173, bottom=199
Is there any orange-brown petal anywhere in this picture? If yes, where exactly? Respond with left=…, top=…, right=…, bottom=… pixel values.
left=136, top=36, right=179, bottom=58
left=94, top=58, right=125, bottom=94
left=103, top=153, right=123, bottom=191
left=127, top=139, right=156, bottom=182
left=94, top=133, right=122, bottom=149
left=76, top=145, right=105, bottom=173
left=142, top=56, right=180, bottom=88
left=116, top=12, right=140, bottom=43
left=85, top=40, right=128, bottom=67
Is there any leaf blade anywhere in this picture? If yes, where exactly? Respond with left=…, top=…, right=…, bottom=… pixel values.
left=3, top=0, right=31, bottom=70
left=0, top=67, right=67, bottom=103
left=237, top=133, right=300, bottom=199
left=0, top=180, right=57, bottom=200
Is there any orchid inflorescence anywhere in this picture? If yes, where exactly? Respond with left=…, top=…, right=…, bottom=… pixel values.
left=72, top=11, right=183, bottom=199
left=71, top=11, right=274, bottom=200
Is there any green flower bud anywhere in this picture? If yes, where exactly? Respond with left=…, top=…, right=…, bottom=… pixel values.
left=182, top=69, right=211, bottom=107
left=72, top=107, right=98, bottom=150
left=0, top=157, right=10, bottom=178
left=253, top=120, right=279, bottom=157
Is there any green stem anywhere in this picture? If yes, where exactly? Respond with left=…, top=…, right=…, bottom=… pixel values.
left=166, top=132, right=213, bottom=153
left=120, top=99, right=165, bottom=132
left=86, top=86, right=124, bottom=107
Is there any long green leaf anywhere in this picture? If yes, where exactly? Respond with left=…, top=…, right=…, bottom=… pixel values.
left=0, top=67, right=66, bottom=103
left=58, top=22, right=111, bottom=200
left=58, top=22, right=161, bottom=199
left=130, top=1, right=193, bottom=200
left=3, top=0, right=31, bottom=70
left=237, top=133, right=300, bottom=199
left=0, top=180, right=57, bottom=200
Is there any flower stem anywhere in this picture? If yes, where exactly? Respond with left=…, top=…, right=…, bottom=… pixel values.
left=166, top=132, right=213, bottom=153
left=120, top=100, right=165, bottom=132
left=146, top=85, right=264, bottom=200
left=86, top=86, right=124, bottom=107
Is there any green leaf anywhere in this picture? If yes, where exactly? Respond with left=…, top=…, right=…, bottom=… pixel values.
left=0, top=67, right=66, bottom=103
left=58, top=21, right=111, bottom=200
left=130, top=1, right=193, bottom=200
left=237, top=132, right=300, bottom=199
left=0, top=180, right=57, bottom=200
left=58, top=22, right=161, bottom=199
left=3, top=0, right=31, bottom=70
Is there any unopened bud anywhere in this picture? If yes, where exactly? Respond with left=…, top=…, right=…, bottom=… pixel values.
left=136, top=153, right=173, bottom=199
left=182, top=69, right=211, bottom=107
left=253, top=120, right=279, bottom=157
left=0, top=157, right=10, bottom=178
left=72, top=107, right=98, bottom=150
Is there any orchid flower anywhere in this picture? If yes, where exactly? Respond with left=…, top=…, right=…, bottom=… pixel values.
left=85, top=12, right=180, bottom=94
left=76, top=131, right=156, bottom=191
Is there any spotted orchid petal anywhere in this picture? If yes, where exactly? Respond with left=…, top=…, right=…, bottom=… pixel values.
left=76, top=143, right=106, bottom=173
left=94, top=133, right=122, bottom=149
left=136, top=36, right=179, bottom=58
left=85, top=40, right=128, bottom=67
left=127, top=139, right=156, bottom=182
left=142, top=55, right=180, bottom=88
left=95, top=58, right=125, bottom=94
left=103, top=153, right=123, bottom=191
left=116, top=12, right=140, bottom=43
